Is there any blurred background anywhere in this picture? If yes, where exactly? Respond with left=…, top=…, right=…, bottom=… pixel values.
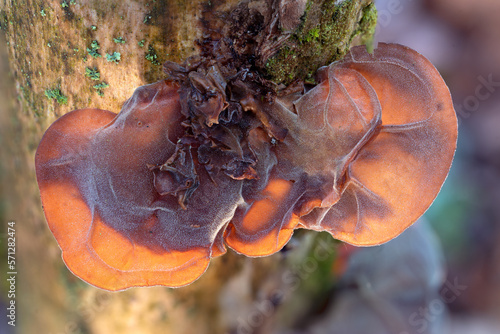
left=374, top=0, right=500, bottom=332
left=1, top=0, right=500, bottom=333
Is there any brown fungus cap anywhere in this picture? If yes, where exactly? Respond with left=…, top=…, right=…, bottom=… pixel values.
left=296, top=43, right=458, bottom=245
left=36, top=81, right=240, bottom=290
left=226, top=43, right=457, bottom=251
left=35, top=43, right=457, bottom=290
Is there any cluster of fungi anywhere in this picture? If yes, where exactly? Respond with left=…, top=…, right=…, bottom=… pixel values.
left=36, top=36, right=457, bottom=290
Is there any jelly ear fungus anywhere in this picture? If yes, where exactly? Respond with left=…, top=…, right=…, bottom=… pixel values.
left=35, top=43, right=457, bottom=290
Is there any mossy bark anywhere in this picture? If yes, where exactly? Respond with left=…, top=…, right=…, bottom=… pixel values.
left=0, top=1, right=375, bottom=333
left=264, top=0, right=376, bottom=84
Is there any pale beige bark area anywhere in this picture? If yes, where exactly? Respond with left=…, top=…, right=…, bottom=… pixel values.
left=3, top=0, right=236, bottom=120
left=0, top=1, right=373, bottom=333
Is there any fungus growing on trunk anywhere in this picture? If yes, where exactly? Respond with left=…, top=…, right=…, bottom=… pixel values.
left=35, top=43, right=457, bottom=290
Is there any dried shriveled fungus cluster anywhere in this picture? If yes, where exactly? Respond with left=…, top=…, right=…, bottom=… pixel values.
left=35, top=43, right=457, bottom=290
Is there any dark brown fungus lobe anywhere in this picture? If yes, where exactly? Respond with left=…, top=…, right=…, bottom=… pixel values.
left=35, top=43, right=457, bottom=290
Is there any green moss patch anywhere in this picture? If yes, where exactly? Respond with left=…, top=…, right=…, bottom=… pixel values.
left=264, top=0, right=377, bottom=85
left=44, top=88, right=68, bottom=104
left=85, top=67, right=100, bottom=80
left=87, top=40, right=102, bottom=58
left=105, top=51, right=121, bottom=63
left=113, top=36, right=126, bottom=44
left=93, top=82, right=109, bottom=96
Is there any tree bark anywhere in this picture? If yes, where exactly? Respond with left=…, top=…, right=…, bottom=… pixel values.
left=0, top=1, right=375, bottom=333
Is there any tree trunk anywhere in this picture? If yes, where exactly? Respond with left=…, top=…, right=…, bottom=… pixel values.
left=0, top=1, right=375, bottom=333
